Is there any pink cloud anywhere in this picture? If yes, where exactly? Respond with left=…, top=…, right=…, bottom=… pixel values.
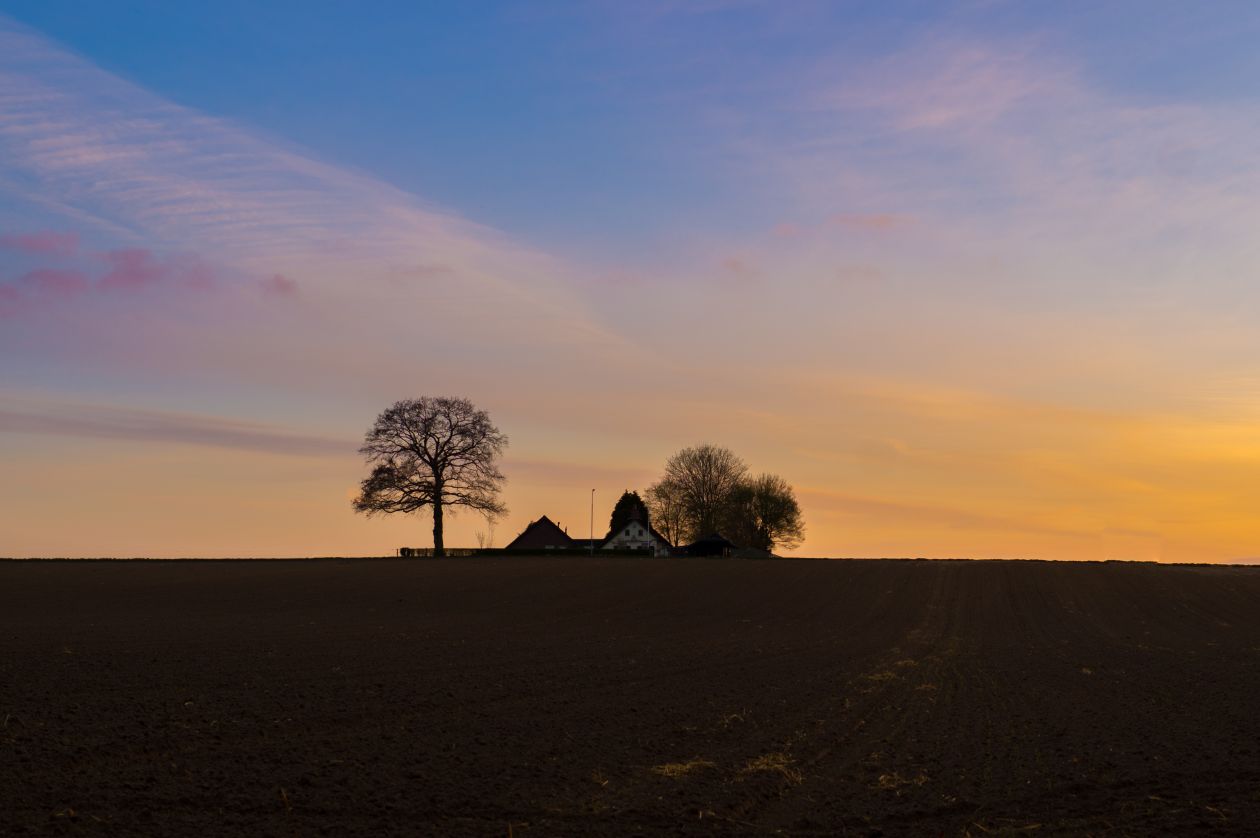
left=835, top=264, right=885, bottom=284
left=260, top=273, right=299, bottom=298
left=0, top=230, right=79, bottom=256
left=178, top=257, right=216, bottom=291
left=99, top=249, right=166, bottom=291
left=827, top=213, right=912, bottom=232
left=0, top=269, right=90, bottom=318
left=0, top=284, right=19, bottom=317
left=818, top=41, right=1072, bottom=133
left=772, top=222, right=803, bottom=238
left=19, top=268, right=92, bottom=298
left=721, top=256, right=758, bottom=279
left=0, top=269, right=91, bottom=318
left=0, top=247, right=226, bottom=319
left=94, top=249, right=215, bottom=292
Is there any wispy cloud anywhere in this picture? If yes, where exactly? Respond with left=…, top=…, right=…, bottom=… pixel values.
left=798, top=486, right=1086, bottom=542
left=814, top=40, right=1074, bottom=131
left=776, top=34, right=1260, bottom=252
left=0, top=12, right=589, bottom=324
left=504, top=456, right=657, bottom=488
left=826, top=213, right=912, bottom=232
left=0, top=398, right=353, bottom=457
left=0, top=12, right=640, bottom=385
left=260, top=273, right=299, bottom=298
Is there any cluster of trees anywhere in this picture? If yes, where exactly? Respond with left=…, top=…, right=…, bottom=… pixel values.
left=352, top=397, right=804, bottom=556
left=644, top=444, right=804, bottom=553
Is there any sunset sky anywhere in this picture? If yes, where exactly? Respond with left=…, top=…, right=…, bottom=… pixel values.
left=5, top=2, right=1260, bottom=561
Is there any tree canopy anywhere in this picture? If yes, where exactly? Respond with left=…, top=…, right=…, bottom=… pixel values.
left=353, top=397, right=507, bottom=557
left=722, top=473, right=805, bottom=552
left=607, top=490, right=650, bottom=537
left=646, top=444, right=804, bottom=553
left=649, top=444, right=747, bottom=539
left=645, top=482, right=688, bottom=548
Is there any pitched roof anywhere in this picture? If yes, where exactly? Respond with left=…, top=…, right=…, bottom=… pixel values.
left=504, top=515, right=576, bottom=550
left=601, top=518, right=672, bottom=549
left=685, top=533, right=736, bottom=555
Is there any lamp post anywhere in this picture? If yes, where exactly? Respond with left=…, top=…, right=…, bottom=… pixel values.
left=590, top=489, right=595, bottom=556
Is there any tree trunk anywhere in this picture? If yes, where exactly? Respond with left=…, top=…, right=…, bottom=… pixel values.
left=432, top=499, right=445, bottom=557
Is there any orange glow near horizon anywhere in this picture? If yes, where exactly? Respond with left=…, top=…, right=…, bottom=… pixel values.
left=5, top=374, right=1260, bottom=563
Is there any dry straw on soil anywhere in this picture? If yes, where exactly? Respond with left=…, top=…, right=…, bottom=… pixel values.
left=742, top=752, right=803, bottom=785
left=651, top=759, right=714, bottom=778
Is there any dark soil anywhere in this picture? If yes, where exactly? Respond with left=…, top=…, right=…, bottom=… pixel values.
left=3, top=557, right=1260, bottom=836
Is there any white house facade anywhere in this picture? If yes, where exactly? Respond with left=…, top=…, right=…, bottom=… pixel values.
left=602, top=519, right=672, bottom=556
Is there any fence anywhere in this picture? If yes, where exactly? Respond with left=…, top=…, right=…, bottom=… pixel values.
left=396, top=547, right=480, bottom=557
left=396, top=546, right=652, bottom=558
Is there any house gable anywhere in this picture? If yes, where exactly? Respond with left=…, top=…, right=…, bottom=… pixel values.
left=602, top=519, right=672, bottom=556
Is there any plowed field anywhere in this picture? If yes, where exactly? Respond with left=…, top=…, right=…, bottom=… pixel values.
left=3, top=558, right=1259, bottom=835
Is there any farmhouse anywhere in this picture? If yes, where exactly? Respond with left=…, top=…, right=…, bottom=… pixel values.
left=505, top=508, right=674, bottom=556
left=603, top=515, right=672, bottom=556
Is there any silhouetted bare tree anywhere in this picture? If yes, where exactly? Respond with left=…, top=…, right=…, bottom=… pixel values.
left=723, top=473, right=805, bottom=553
left=648, top=444, right=748, bottom=543
left=645, top=482, right=688, bottom=547
left=353, top=397, right=507, bottom=557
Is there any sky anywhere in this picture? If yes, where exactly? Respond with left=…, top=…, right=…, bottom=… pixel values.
left=5, top=2, right=1260, bottom=561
